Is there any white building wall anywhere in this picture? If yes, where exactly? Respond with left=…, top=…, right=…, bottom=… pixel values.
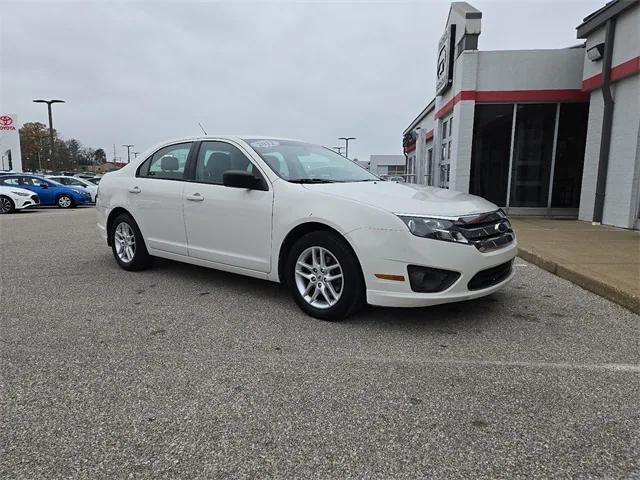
left=476, top=49, right=585, bottom=90
left=580, top=75, right=640, bottom=227
left=579, top=89, right=604, bottom=222
left=449, top=51, right=478, bottom=192
left=581, top=5, right=640, bottom=83
left=578, top=2, right=640, bottom=229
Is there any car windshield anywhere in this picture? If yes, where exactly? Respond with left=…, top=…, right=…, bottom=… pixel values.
left=245, top=139, right=378, bottom=183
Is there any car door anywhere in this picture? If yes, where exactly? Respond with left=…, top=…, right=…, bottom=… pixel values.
left=29, top=178, right=57, bottom=204
left=128, top=142, right=193, bottom=256
left=6, top=176, right=53, bottom=204
left=183, top=140, right=273, bottom=272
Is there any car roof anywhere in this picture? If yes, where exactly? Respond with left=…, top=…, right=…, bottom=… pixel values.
left=154, top=135, right=309, bottom=146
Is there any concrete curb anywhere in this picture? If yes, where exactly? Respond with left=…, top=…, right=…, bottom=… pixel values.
left=517, top=247, right=640, bottom=315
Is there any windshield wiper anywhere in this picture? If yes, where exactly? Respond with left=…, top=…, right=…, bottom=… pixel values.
left=288, top=178, right=337, bottom=184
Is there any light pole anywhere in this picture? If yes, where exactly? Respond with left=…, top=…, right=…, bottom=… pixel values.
left=133, top=151, right=140, bottom=159
left=33, top=99, right=65, bottom=170
left=123, top=144, right=134, bottom=163
left=332, top=146, right=344, bottom=155
left=338, top=137, right=356, bottom=158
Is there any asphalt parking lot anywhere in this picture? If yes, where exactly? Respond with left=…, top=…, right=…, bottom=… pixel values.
left=1, top=207, right=639, bottom=479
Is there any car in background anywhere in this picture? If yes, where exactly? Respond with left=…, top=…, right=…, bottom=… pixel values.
left=97, top=136, right=516, bottom=321
left=48, top=175, right=98, bottom=202
left=74, top=173, right=98, bottom=180
left=382, top=175, right=406, bottom=183
left=0, top=185, right=40, bottom=213
left=0, top=174, right=92, bottom=208
left=86, top=177, right=102, bottom=185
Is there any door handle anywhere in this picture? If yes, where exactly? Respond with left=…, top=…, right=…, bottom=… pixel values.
left=186, top=193, right=204, bottom=202
left=129, top=186, right=141, bottom=194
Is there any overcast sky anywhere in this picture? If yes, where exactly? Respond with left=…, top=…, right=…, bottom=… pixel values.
left=1, top=0, right=603, bottom=162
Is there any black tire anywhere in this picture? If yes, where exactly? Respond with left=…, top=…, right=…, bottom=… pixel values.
left=56, top=194, right=74, bottom=209
left=286, top=231, right=365, bottom=321
left=0, top=195, right=15, bottom=214
left=109, top=213, right=152, bottom=271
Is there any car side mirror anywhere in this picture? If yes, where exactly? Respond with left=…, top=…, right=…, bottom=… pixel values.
left=222, top=170, right=267, bottom=191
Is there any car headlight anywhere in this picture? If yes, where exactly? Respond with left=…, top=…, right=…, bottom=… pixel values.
left=11, top=191, right=31, bottom=197
left=398, top=216, right=469, bottom=244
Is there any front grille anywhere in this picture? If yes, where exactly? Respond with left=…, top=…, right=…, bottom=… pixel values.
left=454, top=211, right=514, bottom=252
left=31, top=195, right=40, bottom=204
left=467, top=260, right=513, bottom=291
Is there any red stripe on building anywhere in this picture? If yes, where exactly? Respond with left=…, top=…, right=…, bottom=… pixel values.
left=434, top=88, right=589, bottom=119
left=425, top=129, right=434, bottom=141
left=404, top=143, right=416, bottom=153
left=582, top=56, right=640, bottom=91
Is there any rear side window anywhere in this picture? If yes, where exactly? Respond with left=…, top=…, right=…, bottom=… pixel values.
left=138, top=143, right=192, bottom=180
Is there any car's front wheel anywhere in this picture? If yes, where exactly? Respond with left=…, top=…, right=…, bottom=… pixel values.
left=0, top=195, right=15, bottom=214
left=57, top=194, right=74, bottom=209
left=286, top=231, right=365, bottom=321
left=109, top=213, right=152, bottom=271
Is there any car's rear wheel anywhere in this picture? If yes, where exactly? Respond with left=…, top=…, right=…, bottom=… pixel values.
left=0, top=195, right=15, bottom=214
left=57, top=194, right=74, bottom=209
left=286, top=231, right=364, bottom=321
left=109, top=213, right=152, bottom=271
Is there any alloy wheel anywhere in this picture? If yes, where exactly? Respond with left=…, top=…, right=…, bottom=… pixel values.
left=0, top=197, right=12, bottom=213
left=58, top=196, right=72, bottom=208
left=294, top=246, right=344, bottom=309
left=114, top=222, right=136, bottom=263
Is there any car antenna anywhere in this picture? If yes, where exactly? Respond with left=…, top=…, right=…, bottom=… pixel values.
left=198, top=122, right=208, bottom=135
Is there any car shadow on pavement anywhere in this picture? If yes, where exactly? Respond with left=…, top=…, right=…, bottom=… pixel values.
left=149, top=256, right=504, bottom=331
left=346, top=295, right=505, bottom=330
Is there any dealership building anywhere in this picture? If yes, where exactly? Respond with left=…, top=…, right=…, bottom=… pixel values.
left=0, top=114, right=22, bottom=172
left=403, top=0, right=639, bottom=229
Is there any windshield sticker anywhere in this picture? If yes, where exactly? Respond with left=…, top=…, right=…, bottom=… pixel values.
left=250, top=140, right=280, bottom=148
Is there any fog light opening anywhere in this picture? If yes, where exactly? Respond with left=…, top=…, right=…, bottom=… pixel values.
left=407, top=265, right=460, bottom=293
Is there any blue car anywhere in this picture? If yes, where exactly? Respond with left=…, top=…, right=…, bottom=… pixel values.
left=0, top=174, right=92, bottom=208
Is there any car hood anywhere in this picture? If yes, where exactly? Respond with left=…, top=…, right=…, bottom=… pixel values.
left=0, top=186, right=34, bottom=196
left=303, top=181, right=498, bottom=217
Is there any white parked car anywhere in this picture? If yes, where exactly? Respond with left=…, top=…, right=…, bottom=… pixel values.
left=48, top=175, right=98, bottom=202
left=96, top=137, right=516, bottom=320
left=0, top=185, right=40, bottom=213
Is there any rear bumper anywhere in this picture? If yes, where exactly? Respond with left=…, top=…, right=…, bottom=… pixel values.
left=346, top=227, right=517, bottom=308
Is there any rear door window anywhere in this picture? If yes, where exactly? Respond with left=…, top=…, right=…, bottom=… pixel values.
left=138, top=143, right=192, bottom=180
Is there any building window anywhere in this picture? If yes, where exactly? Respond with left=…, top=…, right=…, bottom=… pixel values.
left=509, top=104, right=557, bottom=207
left=406, top=155, right=415, bottom=183
left=551, top=103, right=589, bottom=208
left=425, top=148, right=434, bottom=186
left=387, top=165, right=406, bottom=176
left=469, top=104, right=514, bottom=206
left=439, top=115, right=453, bottom=189
left=470, top=102, right=588, bottom=209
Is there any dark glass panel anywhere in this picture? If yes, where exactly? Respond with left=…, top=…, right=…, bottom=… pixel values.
left=551, top=103, right=589, bottom=208
left=510, top=104, right=556, bottom=207
left=469, top=104, right=514, bottom=206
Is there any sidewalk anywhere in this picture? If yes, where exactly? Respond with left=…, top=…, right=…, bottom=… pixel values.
left=510, top=217, right=640, bottom=314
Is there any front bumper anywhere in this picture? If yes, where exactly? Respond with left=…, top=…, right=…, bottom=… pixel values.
left=346, top=228, right=517, bottom=308
left=14, top=194, right=40, bottom=210
left=74, top=194, right=93, bottom=204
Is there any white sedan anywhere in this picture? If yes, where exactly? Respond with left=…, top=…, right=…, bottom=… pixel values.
left=96, top=136, right=516, bottom=320
left=48, top=175, right=98, bottom=202
left=0, top=185, right=40, bottom=213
